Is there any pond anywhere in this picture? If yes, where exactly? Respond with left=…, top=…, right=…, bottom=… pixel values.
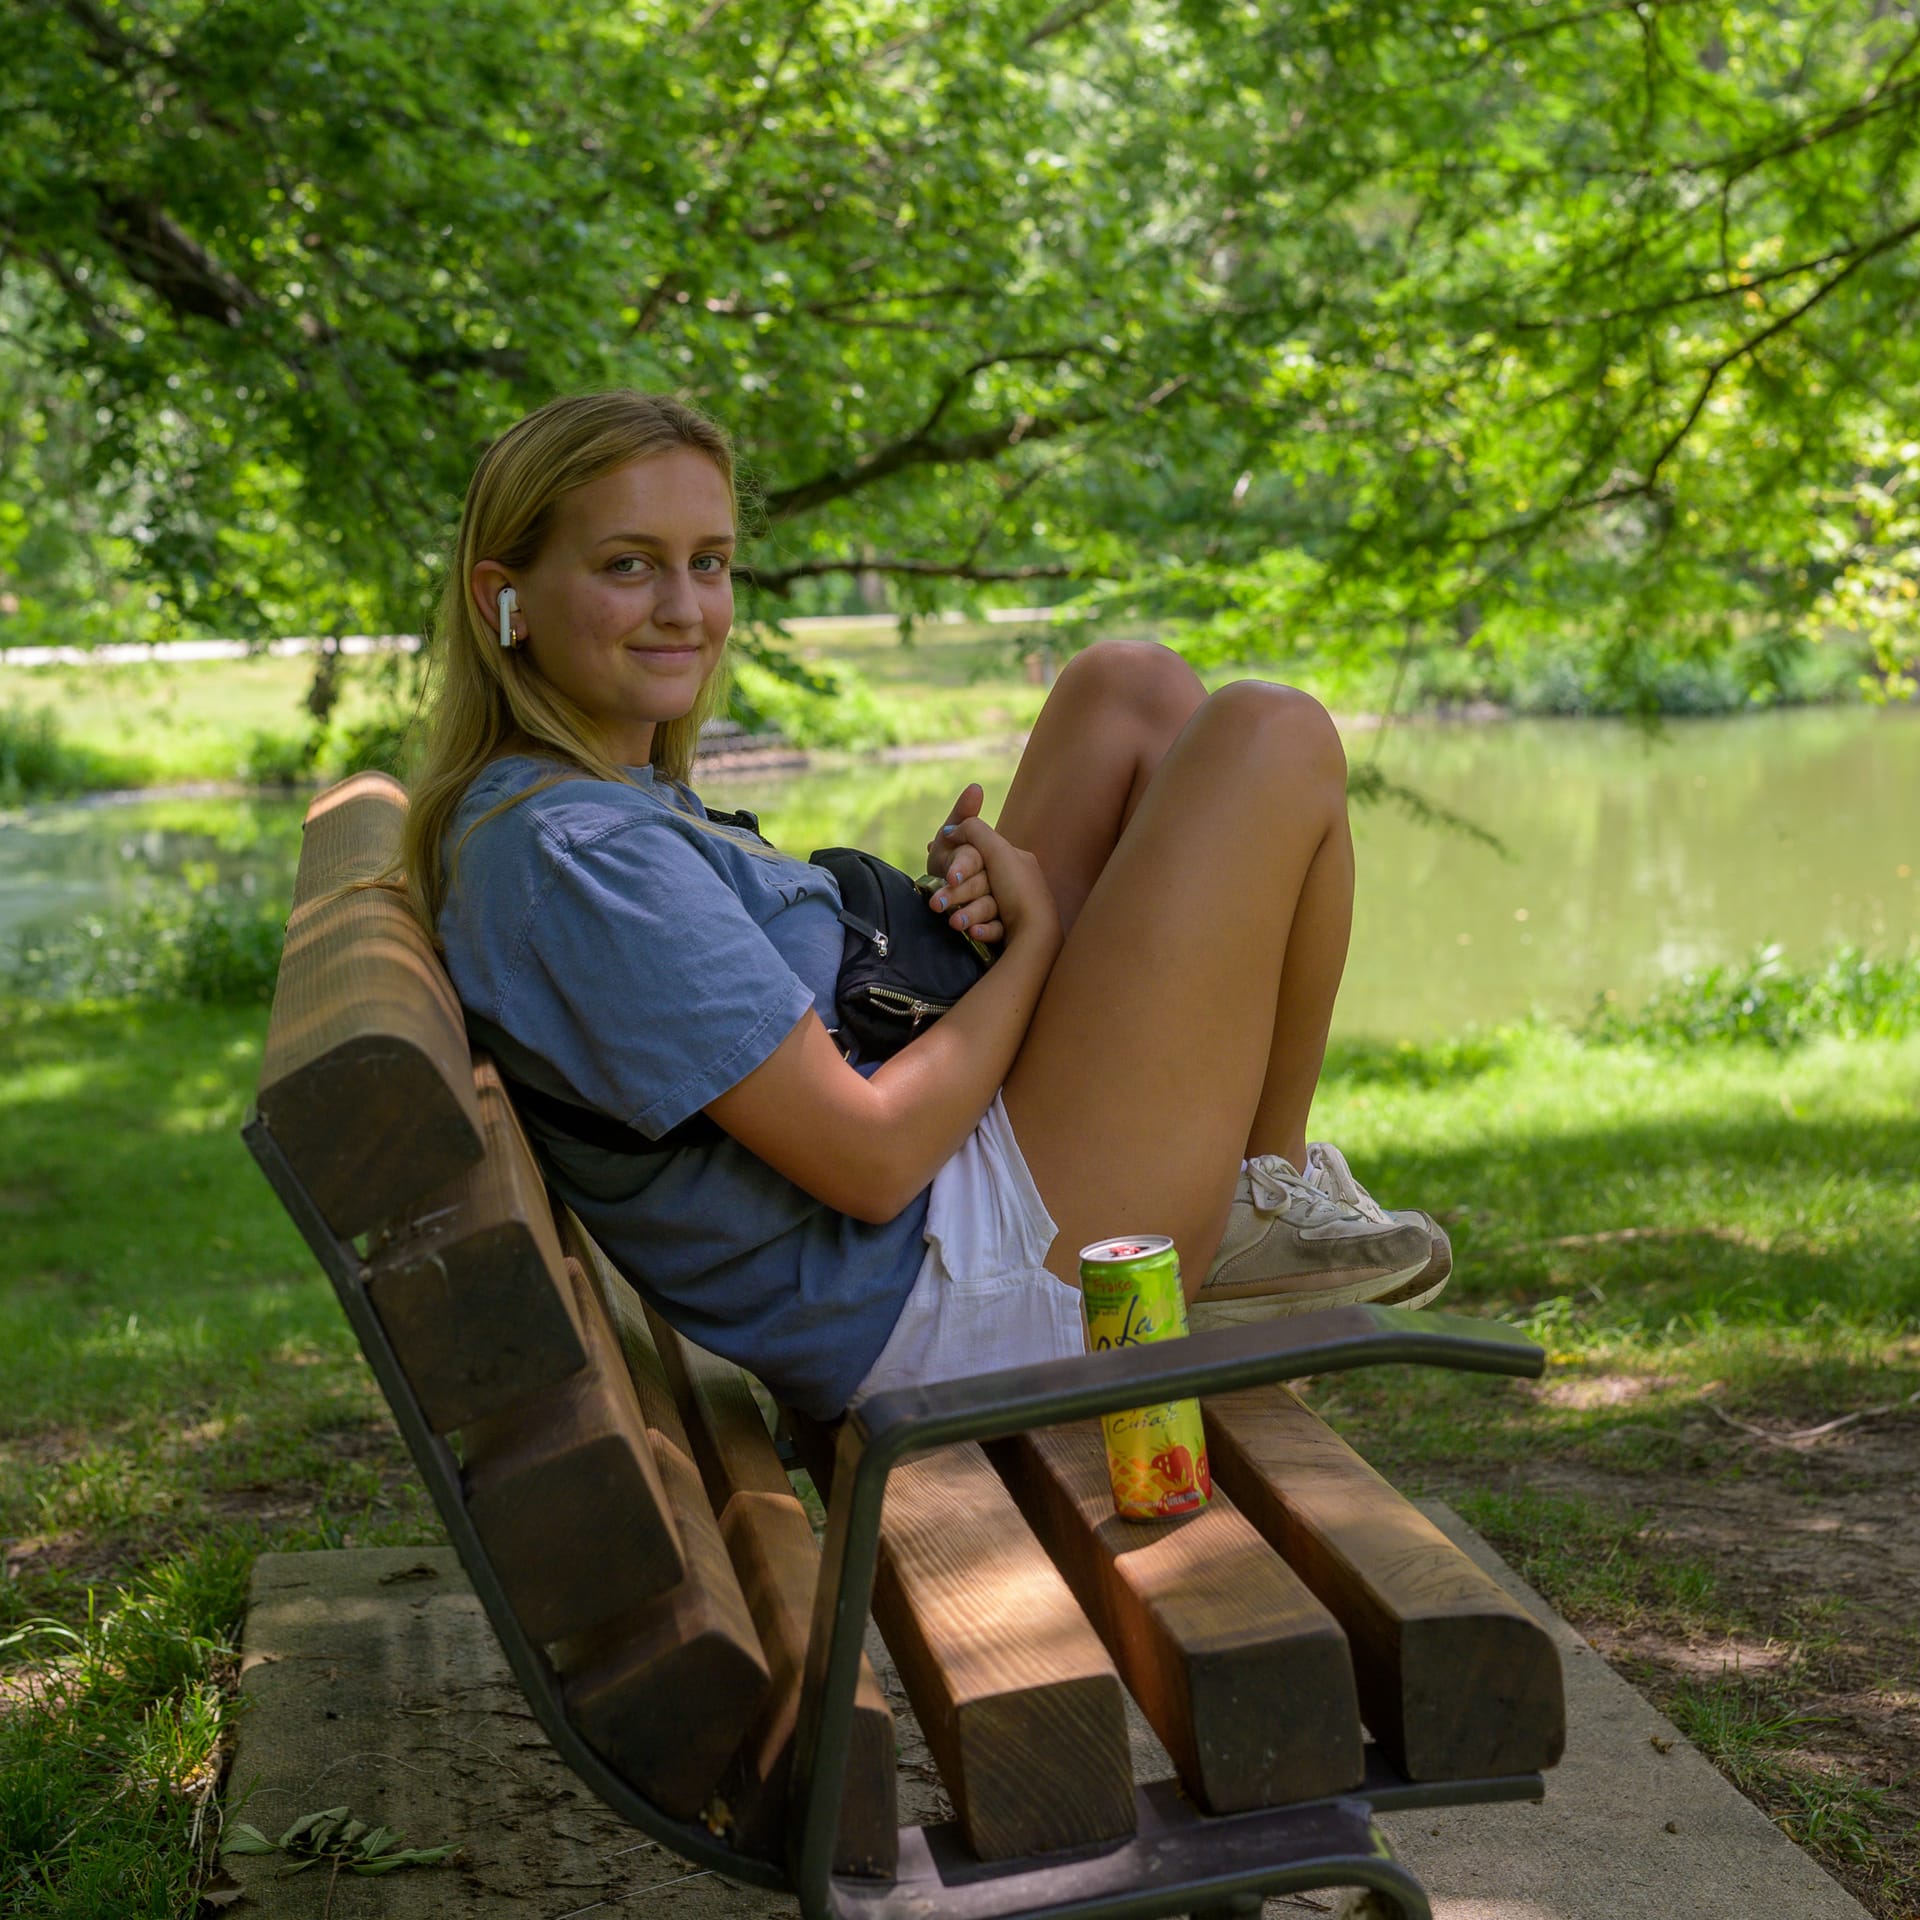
left=3, top=705, right=1915, bottom=1039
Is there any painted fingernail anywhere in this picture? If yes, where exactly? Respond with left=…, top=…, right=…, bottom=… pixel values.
left=940, top=824, right=957, bottom=838
left=932, top=895, right=947, bottom=911
left=954, top=913, right=967, bottom=929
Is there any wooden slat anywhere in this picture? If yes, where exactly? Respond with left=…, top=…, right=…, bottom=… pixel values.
left=364, top=1055, right=588, bottom=1432
left=256, top=774, right=481, bottom=1239
left=857, top=1437, right=1135, bottom=1861
left=553, top=1254, right=773, bottom=1823
left=553, top=1437, right=774, bottom=1822
left=1205, top=1386, right=1567, bottom=1780
left=648, top=1309, right=897, bottom=1875
left=988, top=1422, right=1364, bottom=1812
left=459, top=1257, right=685, bottom=1644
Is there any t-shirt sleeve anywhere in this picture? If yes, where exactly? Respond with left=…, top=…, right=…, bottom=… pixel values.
left=491, top=819, right=816, bottom=1138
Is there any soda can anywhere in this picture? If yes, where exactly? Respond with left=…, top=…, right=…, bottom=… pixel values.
left=1078, top=1235, right=1213, bottom=1521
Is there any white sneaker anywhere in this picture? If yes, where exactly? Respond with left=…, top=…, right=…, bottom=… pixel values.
left=1303, top=1141, right=1452, bottom=1310
left=1192, top=1154, right=1434, bottom=1329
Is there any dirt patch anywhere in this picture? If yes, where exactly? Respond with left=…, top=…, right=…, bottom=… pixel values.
left=2, top=1525, right=139, bottom=1600
left=1498, top=1415, right=1920, bottom=1917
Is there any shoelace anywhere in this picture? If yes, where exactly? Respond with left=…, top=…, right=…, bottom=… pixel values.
left=1303, top=1141, right=1393, bottom=1225
left=1243, top=1155, right=1364, bottom=1227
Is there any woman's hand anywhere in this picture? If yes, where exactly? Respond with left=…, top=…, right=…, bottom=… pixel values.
left=925, top=782, right=1008, bottom=946
left=936, top=815, right=1060, bottom=954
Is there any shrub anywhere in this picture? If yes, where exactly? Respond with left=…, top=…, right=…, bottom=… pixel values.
left=0, top=705, right=120, bottom=804
left=1586, top=943, right=1920, bottom=1049
left=729, top=655, right=898, bottom=750
left=239, top=728, right=320, bottom=788
left=6, top=880, right=286, bottom=1006
left=331, top=715, right=414, bottom=777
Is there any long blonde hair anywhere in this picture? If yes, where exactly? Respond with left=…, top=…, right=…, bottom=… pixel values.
left=403, top=390, right=739, bottom=935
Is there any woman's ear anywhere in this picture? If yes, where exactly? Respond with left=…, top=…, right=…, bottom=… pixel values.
left=470, top=560, right=515, bottom=636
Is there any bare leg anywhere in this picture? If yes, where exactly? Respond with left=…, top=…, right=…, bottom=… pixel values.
left=996, top=643, right=1352, bottom=1168
left=996, top=641, right=1207, bottom=937
left=1000, top=679, right=1353, bottom=1296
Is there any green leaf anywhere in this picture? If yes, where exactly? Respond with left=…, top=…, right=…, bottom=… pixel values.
left=278, top=1806, right=349, bottom=1849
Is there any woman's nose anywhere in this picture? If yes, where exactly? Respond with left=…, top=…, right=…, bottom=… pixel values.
left=654, top=571, right=701, bottom=627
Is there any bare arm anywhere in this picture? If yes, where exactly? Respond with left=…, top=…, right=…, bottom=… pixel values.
left=703, top=820, right=1060, bottom=1222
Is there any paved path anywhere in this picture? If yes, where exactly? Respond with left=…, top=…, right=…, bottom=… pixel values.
left=220, top=1508, right=1872, bottom=1920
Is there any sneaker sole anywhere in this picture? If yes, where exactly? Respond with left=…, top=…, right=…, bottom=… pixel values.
left=1188, top=1251, right=1432, bottom=1330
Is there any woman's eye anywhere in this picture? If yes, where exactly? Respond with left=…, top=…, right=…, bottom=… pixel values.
left=609, top=555, right=649, bottom=575
left=693, top=554, right=729, bottom=574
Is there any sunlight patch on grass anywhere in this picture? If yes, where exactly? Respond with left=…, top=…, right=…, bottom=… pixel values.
left=0, top=1534, right=252, bottom=1914
left=1452, top=1488, right=1732, bottom=1635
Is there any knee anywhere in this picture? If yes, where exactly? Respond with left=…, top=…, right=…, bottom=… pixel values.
left=1055, top=639, right=1205, bottom=739
left=1200, top=680, right=1347, bottom=786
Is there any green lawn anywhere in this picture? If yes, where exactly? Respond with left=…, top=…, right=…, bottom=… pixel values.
left=0, top=620, right=1059, bottom=795
left=2, top=652, right=411, bottom=792
left=2, top=1000, right=1916, bottom=1914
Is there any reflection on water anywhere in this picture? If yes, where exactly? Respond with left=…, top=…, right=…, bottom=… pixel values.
left=1333, top=707, right=1919, bottom=1036
left=707, top=707, right=1920, bottom=1039
left=3, top=707, right=1915, bottom=1038
left=0, top=795, right=306, bottom=946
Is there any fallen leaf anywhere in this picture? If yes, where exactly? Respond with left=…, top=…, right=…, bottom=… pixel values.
left=199, top=1866, right=247, bottom=1909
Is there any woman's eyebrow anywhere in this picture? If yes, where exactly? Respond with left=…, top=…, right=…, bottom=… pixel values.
left=593, top=530, right=735, bottom=548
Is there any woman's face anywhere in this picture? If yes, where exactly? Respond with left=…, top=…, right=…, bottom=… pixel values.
left=476, top=447, right=735, bottom=766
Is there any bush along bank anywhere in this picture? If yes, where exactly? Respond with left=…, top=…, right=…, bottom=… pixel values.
left=7, top=883, right=286, bottom=1007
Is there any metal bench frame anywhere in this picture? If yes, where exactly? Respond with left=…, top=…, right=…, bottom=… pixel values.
left=246, top=1109, right=1548, bottom=1920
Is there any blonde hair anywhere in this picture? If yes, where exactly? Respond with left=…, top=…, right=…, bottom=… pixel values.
left=403, top=390, right=740, bottom=935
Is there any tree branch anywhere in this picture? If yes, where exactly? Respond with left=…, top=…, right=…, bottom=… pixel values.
left=1024, top=0, right=1123, bottom=50
left=763, top=408, right=1102, bottom=518
left=739, top=555, right=1086, bottom=595
left=762, top=350, right=1165, bottom=521
left=1635, top=211, right=1920, bottom=488
left=93, top=194, right=263, bottom=328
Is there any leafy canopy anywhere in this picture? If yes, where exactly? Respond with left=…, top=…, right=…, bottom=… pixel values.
left=2, top=0, right=1917, bottom=695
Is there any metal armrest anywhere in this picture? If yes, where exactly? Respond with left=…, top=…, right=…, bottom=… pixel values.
left=790, top=1306, right=1543, bottom=1909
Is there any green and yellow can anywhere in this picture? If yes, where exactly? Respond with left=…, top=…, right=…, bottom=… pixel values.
left=1078, top=1235, right=1212, bottom=1521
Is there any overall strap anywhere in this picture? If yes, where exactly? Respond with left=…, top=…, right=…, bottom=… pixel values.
left=461, top=1010, right=725, bottom=1157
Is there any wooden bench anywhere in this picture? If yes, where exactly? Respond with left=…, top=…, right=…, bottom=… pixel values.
left=244, top=772, right=1566, bottom=1920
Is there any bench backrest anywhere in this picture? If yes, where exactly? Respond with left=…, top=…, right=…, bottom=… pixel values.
left=249, top=772, right=896, bottom=1875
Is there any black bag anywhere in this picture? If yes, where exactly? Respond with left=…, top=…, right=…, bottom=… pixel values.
left=808, top=845, right=991, bottom=1064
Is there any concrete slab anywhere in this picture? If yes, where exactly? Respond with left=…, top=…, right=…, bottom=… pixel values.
left=1359, top=1505, right=1875, bottom=1920
left=223, top=1546, right=1172, bottom=1919
left=222, top=1513, right=1872, bottom=1920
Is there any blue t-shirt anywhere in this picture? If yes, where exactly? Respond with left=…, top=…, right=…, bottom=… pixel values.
left=436, top=755, right=929, bottom=1416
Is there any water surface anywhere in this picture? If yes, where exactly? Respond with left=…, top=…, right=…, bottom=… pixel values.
left=3, top=706, right=1914, bottom=1039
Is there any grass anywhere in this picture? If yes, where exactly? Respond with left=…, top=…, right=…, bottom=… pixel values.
left=0, top=652, right=412, bottom=794
left=2, top=993, right=1917, bottom=1911
left=1665, top=1673, right=1920, bottom=1883
left=1305, top=1024, right=1920, bottom=1471
left=1300, top=1023, right=1920, bottom=1913
left=0, top=998, right=442, bottom=1915
left=1, top=614, right=1898, bottom=808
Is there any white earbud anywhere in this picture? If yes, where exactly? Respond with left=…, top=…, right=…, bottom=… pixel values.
left=497, top=585, right=518, bottom=650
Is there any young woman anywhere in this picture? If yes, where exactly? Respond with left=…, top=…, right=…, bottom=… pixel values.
left=406, top=390, right=1446, bottom=1422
